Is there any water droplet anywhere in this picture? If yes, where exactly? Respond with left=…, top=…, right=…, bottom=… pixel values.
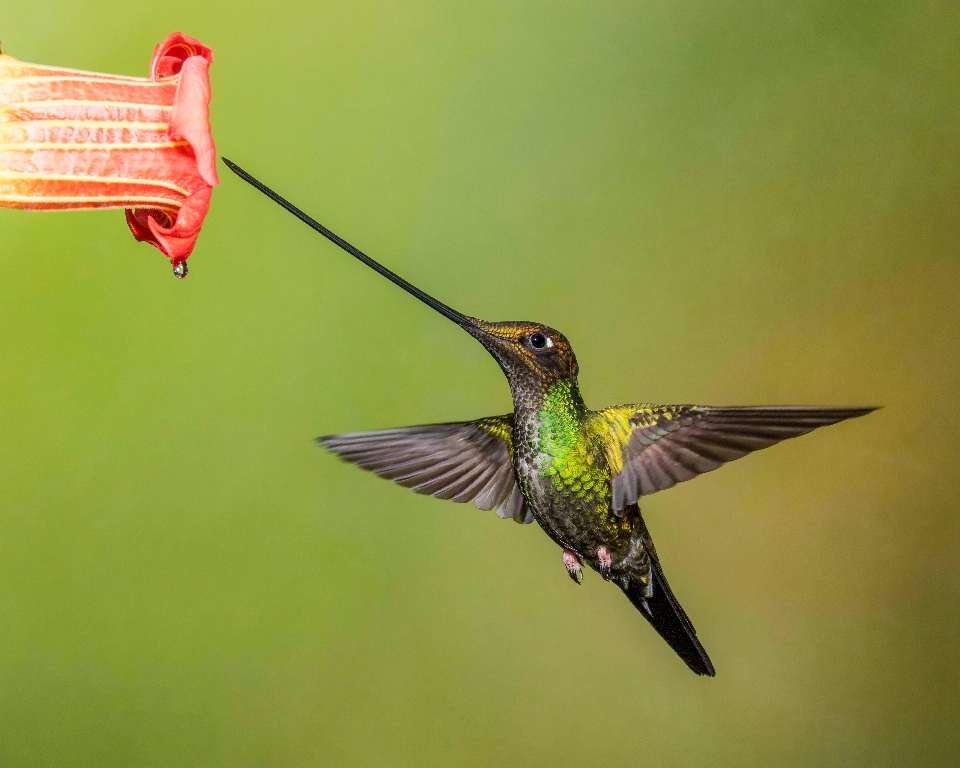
left=172, top=260, right=188, bottom=279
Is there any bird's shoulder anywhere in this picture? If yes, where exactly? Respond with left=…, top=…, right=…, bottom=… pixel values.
left=587, top=404, right=701, bottom=473
left=473, top=414, right=515, bottom=456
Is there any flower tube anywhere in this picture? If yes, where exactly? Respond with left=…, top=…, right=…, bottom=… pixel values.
left=0, top=32, right=218, bottom=277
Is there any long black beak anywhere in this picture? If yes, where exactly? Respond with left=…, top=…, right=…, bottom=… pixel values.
left=223, top=158, right=477, bottom=329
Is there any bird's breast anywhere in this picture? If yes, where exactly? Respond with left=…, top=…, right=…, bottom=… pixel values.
left=513, top=410, right=626, bottom=553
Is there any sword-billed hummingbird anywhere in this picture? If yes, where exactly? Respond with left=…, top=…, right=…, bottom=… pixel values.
left=224, top=158, right=874, bottom=677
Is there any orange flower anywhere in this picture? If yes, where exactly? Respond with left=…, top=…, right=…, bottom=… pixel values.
left=0, top=32, right=218, bottom=277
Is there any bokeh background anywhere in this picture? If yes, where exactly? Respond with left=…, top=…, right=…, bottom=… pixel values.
left=1, top=1, right=958, bottom=765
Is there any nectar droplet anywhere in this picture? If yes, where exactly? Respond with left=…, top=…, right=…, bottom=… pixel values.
left=172, top=260, right=189, bottom=279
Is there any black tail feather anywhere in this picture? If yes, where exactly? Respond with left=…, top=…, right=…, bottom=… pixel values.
left=621, top=511, right=716, bottom=677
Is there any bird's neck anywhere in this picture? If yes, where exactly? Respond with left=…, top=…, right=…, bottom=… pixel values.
left=513, top=376, right=587, bottom=453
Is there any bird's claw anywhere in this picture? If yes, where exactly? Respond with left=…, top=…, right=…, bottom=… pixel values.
left=597, top=546, right=613, bottom=579
left=562, top=549, right=583, bottom=584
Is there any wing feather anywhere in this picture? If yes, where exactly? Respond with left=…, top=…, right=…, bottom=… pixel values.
left=497, top=484, right=527, bottom=521
left=318, top=415, right=532, bottom=522
left=603, top=405, right=876, bottom=511
left=473, top=465, right=514, bottom=511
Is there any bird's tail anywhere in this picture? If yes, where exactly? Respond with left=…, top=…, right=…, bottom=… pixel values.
left=620, top=509, right=716, bottom=677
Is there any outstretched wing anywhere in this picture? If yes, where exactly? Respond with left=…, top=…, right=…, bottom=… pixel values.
left=318, top=415, right=533, bottom=523
left=599, top=405, right=876, bottom=512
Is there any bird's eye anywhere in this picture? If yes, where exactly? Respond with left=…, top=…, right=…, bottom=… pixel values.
left=529, top=332, right=552, bottom=350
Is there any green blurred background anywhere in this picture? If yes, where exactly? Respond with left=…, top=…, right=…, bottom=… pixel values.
left=1, top=1, right=958, bottom=765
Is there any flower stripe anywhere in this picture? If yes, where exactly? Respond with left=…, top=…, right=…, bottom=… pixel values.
left=0, top=120, right=171, bottom=129
left=0, top=196, right=181, bottom=209
left=0, top=75, right=174, bottom=85
left=2, top=106, right=171, bottom=125
left=0, top=81, right=177, bottom=107
left=0, top=171, right=189, bottom=194
left=1, top=141, right=189, bottom=150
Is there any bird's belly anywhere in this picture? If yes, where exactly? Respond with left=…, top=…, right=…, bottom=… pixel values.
left=529, top=493, right=650, bottom=586
left=518, top=460, right=632, bottom=565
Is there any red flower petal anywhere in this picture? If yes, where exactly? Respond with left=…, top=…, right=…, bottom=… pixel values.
left=170, top=56, right=219, bottom=187
left=0, top=32, right=217, bottom=275
left=126, top=184, right=211, bottom=263
left=150, top=32, right=213, bottom=81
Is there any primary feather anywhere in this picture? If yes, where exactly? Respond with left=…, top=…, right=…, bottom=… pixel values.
left=601, top=405, right=877, bottom=511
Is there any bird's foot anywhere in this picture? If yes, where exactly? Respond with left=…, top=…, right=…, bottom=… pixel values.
left=597, top=546, right=613, bottom=579
left=562, top=549, right=583, bottom=584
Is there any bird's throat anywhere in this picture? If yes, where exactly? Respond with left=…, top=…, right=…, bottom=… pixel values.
left=519, top=378, right=587, bottom=462
left=514, top=377, right=609, bottom=512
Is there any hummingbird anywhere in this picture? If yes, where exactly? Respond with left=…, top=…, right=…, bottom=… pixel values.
left=224, top=158, right=875, bottom=677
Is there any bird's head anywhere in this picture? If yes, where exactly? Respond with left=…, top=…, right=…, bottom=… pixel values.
left=463, top=319, right=578, bottom=393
